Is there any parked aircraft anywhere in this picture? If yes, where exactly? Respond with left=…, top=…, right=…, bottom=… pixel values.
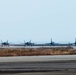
left=24, top=40, right=34, bottom=46
left=1, top=40, right=9, bottom=46
left=50, top=38, right=76, bottom=46
left=0, top=38, right=76, bottom=47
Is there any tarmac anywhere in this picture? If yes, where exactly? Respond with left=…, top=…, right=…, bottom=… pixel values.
left=0, top=55, right=76, bottom=74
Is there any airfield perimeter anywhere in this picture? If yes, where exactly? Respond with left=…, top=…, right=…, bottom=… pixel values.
left=0, top=46, right=76, bottom=74
left=0, top=46, right=75, bottom=56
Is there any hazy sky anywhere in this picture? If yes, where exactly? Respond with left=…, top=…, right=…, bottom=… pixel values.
left=0, top=0, right=76, bottom=43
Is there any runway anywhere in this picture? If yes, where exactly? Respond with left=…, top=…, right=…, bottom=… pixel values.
left=0, top=60, right=76, bottom=72
left=0, top=55, right=76, bottom=73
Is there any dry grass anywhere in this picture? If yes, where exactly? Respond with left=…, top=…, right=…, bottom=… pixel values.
left=0, top=47, right=76, bottom=56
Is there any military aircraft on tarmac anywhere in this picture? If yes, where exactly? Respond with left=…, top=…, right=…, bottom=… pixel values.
left=24, top=40, right=34, bottom=46
left=0, top=38, right=76, bottom=47
left=46, top=38, right=76, bottom=46
left=1, top=40, right=9, bottom=46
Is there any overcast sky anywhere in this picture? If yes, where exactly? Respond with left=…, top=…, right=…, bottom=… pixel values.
left=0, top=0, right=76, bottom=43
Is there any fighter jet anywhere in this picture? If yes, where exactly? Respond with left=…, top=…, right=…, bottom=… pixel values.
left=24, top=40, right=34, bottom=46
left=1, top=40, right=9, bottom=46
